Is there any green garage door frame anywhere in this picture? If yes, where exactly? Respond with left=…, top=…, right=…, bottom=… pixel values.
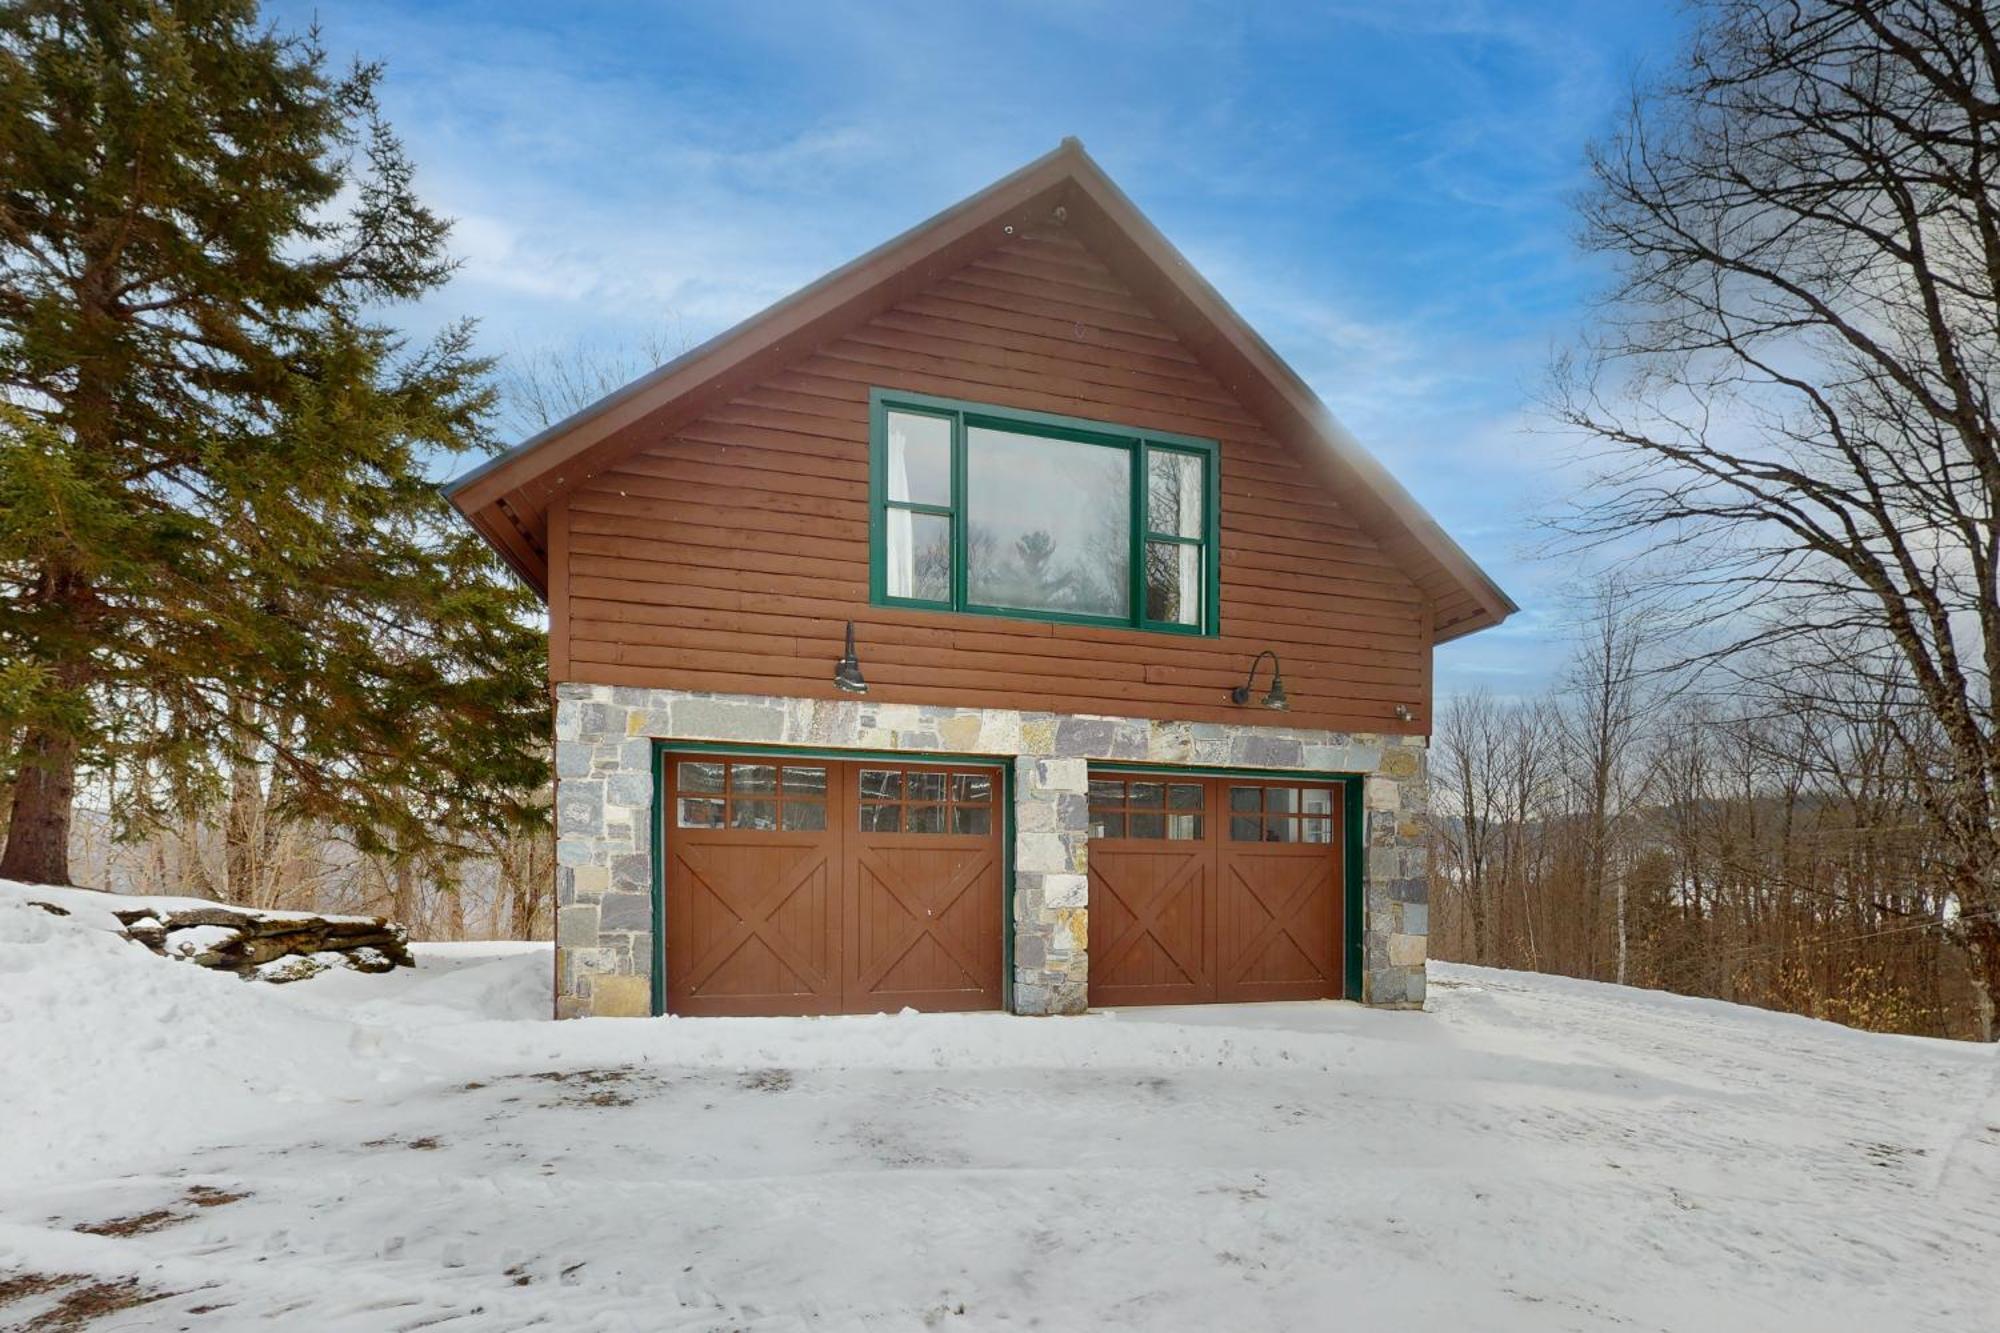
left=649, top=741, right=1017, bottom=1018
left=1084, top=761, right=1366, bottom=1003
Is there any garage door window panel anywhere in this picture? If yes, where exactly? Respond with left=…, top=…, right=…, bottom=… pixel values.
left=858, top=765, right=994, bottom=836
left=1229, top=784, right=1337, bottom=844
left=1090, top=777, right=1205, bottom=841
left=676, top=760, right=829, bottom=832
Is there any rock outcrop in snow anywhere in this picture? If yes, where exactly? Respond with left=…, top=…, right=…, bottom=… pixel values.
left=21, top=886, right=413, bottom=981
left=114, top=902, right=412, bottom=979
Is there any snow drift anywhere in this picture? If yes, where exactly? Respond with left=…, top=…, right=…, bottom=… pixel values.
left=2, top=878, right=1997, bottom=1331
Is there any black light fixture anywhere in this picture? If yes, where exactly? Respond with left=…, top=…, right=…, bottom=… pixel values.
left=1230, top=650, right=1288, bottom=711
left=833, top=621, right=869, bottom=695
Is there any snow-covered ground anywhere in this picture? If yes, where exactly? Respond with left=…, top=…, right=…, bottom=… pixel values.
left=2, top=883, right=1997, bottom=1331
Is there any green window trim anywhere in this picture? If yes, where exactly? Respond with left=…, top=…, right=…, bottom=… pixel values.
left=868, top=388, right=1222, bottom=636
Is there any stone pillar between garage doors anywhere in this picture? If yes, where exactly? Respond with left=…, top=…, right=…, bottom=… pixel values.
left=1008, top=753, right=1091, bottom=1015
left=550, top=684, right=1430, bottom=1019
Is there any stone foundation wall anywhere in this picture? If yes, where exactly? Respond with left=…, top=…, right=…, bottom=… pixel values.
left=552, top=683, right=1429, bottom=1019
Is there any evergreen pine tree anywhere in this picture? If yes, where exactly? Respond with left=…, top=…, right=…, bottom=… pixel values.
left=0, top=0, right=547, bottom=886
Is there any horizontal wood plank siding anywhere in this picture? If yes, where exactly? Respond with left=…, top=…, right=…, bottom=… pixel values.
left=560, top=226, right=1432, bottom=732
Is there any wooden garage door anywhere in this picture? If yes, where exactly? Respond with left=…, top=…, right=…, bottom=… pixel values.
left=662, top=755, right=1004, bottom=1016
left=1086, top=773, right=1345, bottom=1007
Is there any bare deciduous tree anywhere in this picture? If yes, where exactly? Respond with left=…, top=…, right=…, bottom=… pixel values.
left=1557, top=580, right=1659, bottom=984
left=498, top=324, right=693, bottom=437
left=1552, top=0, right=2000, bottom=1036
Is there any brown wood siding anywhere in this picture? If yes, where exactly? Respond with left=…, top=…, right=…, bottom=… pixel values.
left=558, top=225, right=1432, bottom=733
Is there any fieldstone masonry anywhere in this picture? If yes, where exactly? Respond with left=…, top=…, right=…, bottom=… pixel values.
left=552, top=683, right=1430, bottom=1019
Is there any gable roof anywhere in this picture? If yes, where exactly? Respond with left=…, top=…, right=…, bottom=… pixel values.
left=445, top=138, right=1516, bottom=642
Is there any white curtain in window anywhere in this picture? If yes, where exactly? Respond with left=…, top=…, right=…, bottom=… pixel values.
left=1177, top=543, right=1201, bottom=621
left=1177, top=459, right=1203, bottom=621
left=886, top=431, right=915, bottom=597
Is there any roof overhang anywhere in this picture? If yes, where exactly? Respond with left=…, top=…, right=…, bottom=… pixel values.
left=445, top=139, right=1516, bottom=643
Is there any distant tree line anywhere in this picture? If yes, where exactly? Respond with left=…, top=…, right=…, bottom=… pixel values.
left=1430, top=583, right=1988, bottom=1040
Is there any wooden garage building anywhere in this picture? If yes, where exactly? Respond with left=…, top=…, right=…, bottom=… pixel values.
left=447, top=139, right=1512, bottom=1019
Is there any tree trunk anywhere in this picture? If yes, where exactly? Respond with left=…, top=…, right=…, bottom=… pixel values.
left=225, top=754, right=261, bottom=905
left=1965, top=918, right=2000, bottom=1044
left=391, top=857, right=419, bottom=929
left=3, top=558, right=88, bottom=888
left=1615, top=872, right=1628, bottom=987
left=1470, top=875, right=1489, bottom=966
left=509, top=859, right=537, bottom=940
left=0, top=724, right=79, bottom=885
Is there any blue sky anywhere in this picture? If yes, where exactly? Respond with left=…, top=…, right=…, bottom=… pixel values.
left=277, top=0, right=1691, bottom=697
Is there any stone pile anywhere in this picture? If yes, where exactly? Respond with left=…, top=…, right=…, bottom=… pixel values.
left=112, top=903, right=414, bottom=982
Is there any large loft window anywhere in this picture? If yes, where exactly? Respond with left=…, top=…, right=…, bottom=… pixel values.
left=869, top=389, right=1219, bottom=635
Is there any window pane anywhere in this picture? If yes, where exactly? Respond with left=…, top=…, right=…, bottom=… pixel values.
left=860, top=803, right=900, bottom=832
left=1267, top=788, right=1300, bottom=816
left=885, top=509, right=952, bottom=602
left=1145, top=540, right=1202, bottom=627
left=905, top=770, right=947, bottom=802
left=731, top=799, right=777, bottom=830
left=1167, top=783, right=1203, bottom=810
left=952, top=805, right=991, bottom=836
left=1301, top=788, right=1334, bottom=816
left=732, top=764, right=777, bottom=794
left=1147, top=450, right=1204, bottom=538
left=1265, top=818, right=1302, bottom=843
left=859, top=769, right=902, bottom=800
left=1129, top=812, right=1166, bottom=839
left=966, top=424, right=1129, bottom=619
left=1087, top=778, right=1125, bottom=807
left=886, top=410, right=952, bottom=506
left=678, top=797, right=724, bottom=828
left=679, top=761, right=725, bottom=794
left=954, top=773, right=993, bottom=805
left=1229, top=815, right=1263, bottom=841
left=782, top=766, right=828, bottom=796
left=1093, top=811, right=1126, bottom=838
left=1229, top=786, right=1263, bottom=813
left=1300, top=816, right=1334, bottom=844
left=1128, top=782, right=1164, bottom=808
left=1167, top=814, right=1203, bottom=841
left=907, top=803, right=946, bottom=833
left=783, top=801, right=828, bottom=832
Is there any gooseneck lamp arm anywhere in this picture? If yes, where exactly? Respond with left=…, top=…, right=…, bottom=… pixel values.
left=1230, top=650, right=1288, bottom=711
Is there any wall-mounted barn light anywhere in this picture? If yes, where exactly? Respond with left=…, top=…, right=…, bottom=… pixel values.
left=833, top=621, right=869, bottom=695
left=1229, top=650, right=1288, bottom=711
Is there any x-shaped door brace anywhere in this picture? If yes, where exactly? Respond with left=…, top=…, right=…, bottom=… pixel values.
left=1224, top=858, right=1333, bottom=983
left=849, top=847, right=993, bottom=995
left=1091, top=852, right=1209, bottom=988
left=674, top=846, right=836, bottom=995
